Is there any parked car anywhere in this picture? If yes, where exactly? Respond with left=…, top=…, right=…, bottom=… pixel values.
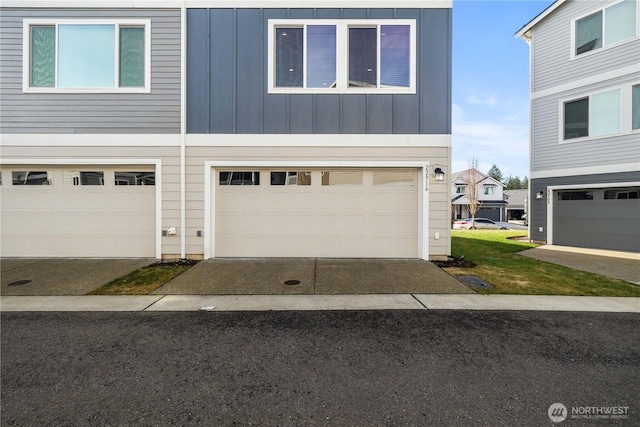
left=453, top=218, right=510, bottom=230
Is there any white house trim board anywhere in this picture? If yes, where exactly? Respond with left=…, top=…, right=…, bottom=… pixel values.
left=187, top=134, right=451, bottom=147
left=530, top=163, right=640, bottom=179
left=0, top=134, right=181, bottom=147
left=1, top=158, right=163, bottom=259
left=3, top=0, right=452, bottom=8
left=545, top=181, right=640, bottom=246
left=203, top=160, right=431, bottom=260
left=516, top=0, right=566, bottom=40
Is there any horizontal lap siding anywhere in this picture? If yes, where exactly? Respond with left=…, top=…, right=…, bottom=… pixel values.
left=0, top=8, right=181, bottom=134
left=531, top=0, right=640, bottom=93
left=187, top=8, right=452, bottom=135
left=531, top=73, right=640, bottom=173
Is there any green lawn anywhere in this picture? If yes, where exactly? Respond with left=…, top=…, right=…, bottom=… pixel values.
left=443, top=230, right=640, bottom=296
left=88, top=262, right=194, bottom=295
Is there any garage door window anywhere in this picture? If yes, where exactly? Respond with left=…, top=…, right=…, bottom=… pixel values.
left=604, top=188, right=639, bottom=199
left=373, top=170, right=414, bottom=186
left=12, top=171, right=53, bottom=185
left=321, top=171, right=363, bottom=186
left=558, top=191, right=593, bottom=200
left=219, top=171, right=260, bottom=186
left=115, top=171, right=155, bottom=186
left=270, top=171, right=311, bottom=186
left=63, top=171, right=104, bottom=186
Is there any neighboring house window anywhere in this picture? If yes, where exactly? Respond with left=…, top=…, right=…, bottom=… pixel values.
left=455, top=185, right=466, bottom=194
left=563, top=89, right=620, bottom=140
left=633, top=84, right=640, bottom=130
left=24, top=20, right=150, bottom=93
left=484, top=185, right=496, bottom=195
left=269, top=20, right=415, bottom=94
left=574, top=0, right=637, bottom=57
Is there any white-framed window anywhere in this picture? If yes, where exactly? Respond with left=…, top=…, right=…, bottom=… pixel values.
left=572, top=0, right=638, bottom=58
left=23, top=19, right=151, bottom=93
left=561, top=88, right=622, bottom=141
left=484, top=185, right=496, bottom=195
left=268, top=19, right=416, bottom=94
left=633, top=84, right=640, bottom=130
left=455, top=185, right=466, bottom=194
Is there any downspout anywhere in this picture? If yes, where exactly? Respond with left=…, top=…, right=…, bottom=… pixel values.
left=180, top=0, right=187, bottom=259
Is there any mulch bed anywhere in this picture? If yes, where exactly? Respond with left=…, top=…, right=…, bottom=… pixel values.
left=152, top=259, right=200, bottom=267
left=433, top=257, right=476, bottom=268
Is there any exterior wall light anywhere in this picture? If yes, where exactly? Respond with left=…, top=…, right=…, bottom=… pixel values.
left=434, top=167, right=445, bottom=181
left=536, top=190, right=544, bottom=199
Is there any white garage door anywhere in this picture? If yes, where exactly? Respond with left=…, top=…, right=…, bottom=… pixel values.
left=0, top=167, right=156, bottom=257
left=215, top=169, right=418, bottom=258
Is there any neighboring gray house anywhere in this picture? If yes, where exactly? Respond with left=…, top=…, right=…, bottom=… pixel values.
left=517, top=0, right=640, bottom=252
left=0, top=0, right=453, bottom=260
left=451, top=169, right=507, bottom=222
left=504, top=189, right=527, bottom=221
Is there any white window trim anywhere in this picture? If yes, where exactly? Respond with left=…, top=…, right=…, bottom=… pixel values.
left=267, top=19, right=416, bottom=94
left=22, top=19, right=152, bottom=94
left=570, top=0, right=640, bottom=61
left=557, top=84, right=640, bottom=144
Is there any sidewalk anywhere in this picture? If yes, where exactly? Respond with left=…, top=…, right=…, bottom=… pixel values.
left=1, top=294, right=638, bottom=312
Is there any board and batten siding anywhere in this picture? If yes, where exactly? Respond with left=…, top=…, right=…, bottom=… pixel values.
left=530, top=0, right=640, bottom=94
left=531, top=74, right=640, bottom=173
left=0, top=8, right=181, bottom=134
left=186, top=8, right=452, bottom=135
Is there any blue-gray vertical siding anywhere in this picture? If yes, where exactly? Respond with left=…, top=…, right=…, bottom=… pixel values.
left=0, top=8, right=182, bottom=134
left=186, top=8, right=452, bottom=134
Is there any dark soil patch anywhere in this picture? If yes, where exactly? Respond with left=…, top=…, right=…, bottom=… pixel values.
left=152, top=259, right=200, bottom=267
left=433, top=257, right=476, bottom=268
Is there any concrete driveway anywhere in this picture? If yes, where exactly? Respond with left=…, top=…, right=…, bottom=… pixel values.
left=152, top=258, right=475, bottom=295
left=1, top=259, right=154, bottom=296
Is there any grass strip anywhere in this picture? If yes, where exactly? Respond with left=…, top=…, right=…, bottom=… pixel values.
left=88, top=262, right=194, bottom=295
left=443, top=230, right=640, bottom=297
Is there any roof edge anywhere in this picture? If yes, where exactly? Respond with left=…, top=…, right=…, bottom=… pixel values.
left=515, top=0, right=565, bottom=40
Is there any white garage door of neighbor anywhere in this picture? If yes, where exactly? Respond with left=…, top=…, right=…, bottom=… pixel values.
left=215, top=169, right=419, bottom=258
left=1, top=168, right=156, bottom=257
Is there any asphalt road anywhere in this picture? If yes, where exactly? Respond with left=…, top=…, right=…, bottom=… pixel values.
left=2, top=311, right=638, bottom=426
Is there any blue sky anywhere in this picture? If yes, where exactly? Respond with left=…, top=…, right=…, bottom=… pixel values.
left=452, top=0, right=554, bottom=179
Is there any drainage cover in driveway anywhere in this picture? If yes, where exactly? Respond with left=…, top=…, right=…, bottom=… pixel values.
left=458, top=275, right=493, bottom=289
left=284, top=280, right=301, bottom=286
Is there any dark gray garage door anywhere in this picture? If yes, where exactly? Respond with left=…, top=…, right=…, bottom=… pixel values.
left=554, top=188, right=640, bottom=252
left=476, top=207, right=501, bottom=221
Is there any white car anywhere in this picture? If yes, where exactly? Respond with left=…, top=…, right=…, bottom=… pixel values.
left=453, top=218, right=510, bottom=230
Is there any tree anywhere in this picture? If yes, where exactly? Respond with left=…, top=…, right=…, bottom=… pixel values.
left=464, top=157, right=483, bottom=228
left=487, top=164, right=504, bottom=183
left=522, top=176, right=529, bottom=189
left=504, top=175, right=522, bottom=190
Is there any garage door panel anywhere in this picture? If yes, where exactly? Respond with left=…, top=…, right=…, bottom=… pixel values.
left=1, top=167, right=155, bottom=258
left=215, top=169, right=419, bottom=258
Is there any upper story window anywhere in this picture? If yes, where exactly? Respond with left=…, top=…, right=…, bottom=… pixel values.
left=563, top=88, right=621, bottom=140
left=268, top=20, right=416, bottom=94
left=455, top=185, right=466, bottom=194
left=573, top=0, right=638, bottom=57
left=633, top=84, right=640, bottom=130
left=483, top=185, right=496, bottom=195
left=23, top=19, right=151, bottom=93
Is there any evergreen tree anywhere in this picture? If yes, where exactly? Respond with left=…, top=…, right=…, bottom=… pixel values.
left=487, top=164, right=504, bottom=183
left=522, top=176, right=529, bottom=189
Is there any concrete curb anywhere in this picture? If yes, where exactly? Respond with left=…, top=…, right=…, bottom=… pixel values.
left=1, top=294, right=638, bottom=312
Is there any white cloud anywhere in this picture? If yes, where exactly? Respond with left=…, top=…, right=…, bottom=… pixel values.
left=466, top=94, right=499, bottom=106
left=451, top=103, right=530, bottom=178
